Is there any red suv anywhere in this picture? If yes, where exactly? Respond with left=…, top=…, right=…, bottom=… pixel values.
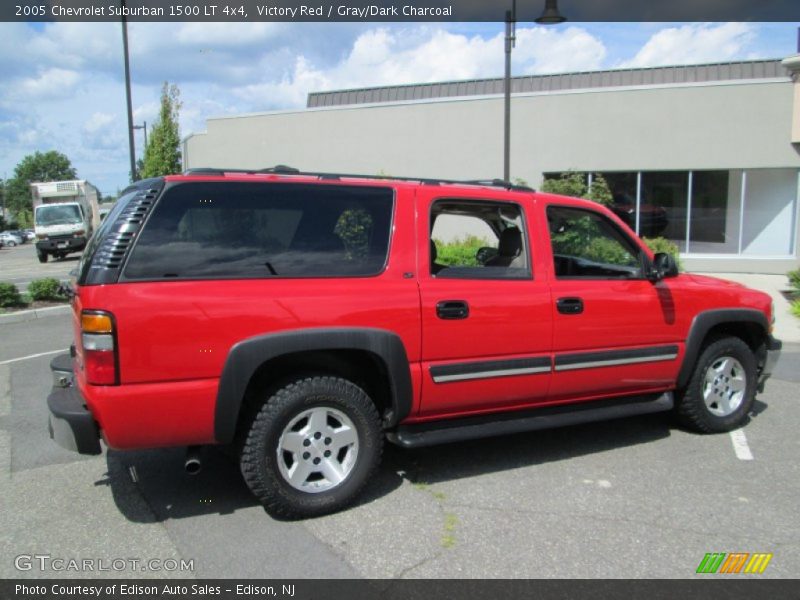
left=48, top=168, right=781, bottom=517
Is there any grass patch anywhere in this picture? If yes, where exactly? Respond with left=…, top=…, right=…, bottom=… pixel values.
left=441, top=513, right=459, bottom=548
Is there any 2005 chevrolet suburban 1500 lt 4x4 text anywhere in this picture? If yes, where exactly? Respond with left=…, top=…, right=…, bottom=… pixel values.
left=47, top=167, right=781, bottom=517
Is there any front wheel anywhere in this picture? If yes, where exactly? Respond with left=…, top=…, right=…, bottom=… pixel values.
left=6, top=240, right=16, bottom=247
left=675, top=336, right=757, bottom=433
left=240, top=376, right=382, bottom=518
left=37, top=250, right=48, bottom=263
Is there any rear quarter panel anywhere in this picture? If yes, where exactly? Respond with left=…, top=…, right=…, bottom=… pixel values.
left=76, top=186, right=421, bottom=449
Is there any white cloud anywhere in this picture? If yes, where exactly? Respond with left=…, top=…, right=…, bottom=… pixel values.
left=619, top=23, right=758, bottom=68
left=231, top=25, right=607, bottom=109
left=13, top=68, right=81, bottom=101
left=84, top=112, right=115, bottom=134
left=82, top=112, right=122, bottom=152
left=515, top=27, right=607, bottom=74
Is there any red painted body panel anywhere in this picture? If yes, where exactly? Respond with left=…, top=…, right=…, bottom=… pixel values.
left=416, top=187, right=553, bottom=417
left=70, top=176, right=773, bottom=450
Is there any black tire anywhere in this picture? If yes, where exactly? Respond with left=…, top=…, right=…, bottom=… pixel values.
left=675, top=336, right=757, bottom=433
left=6, top=240, right=16, bottom=247
left=240, top=376, right=382, bottom=519
left=37, top=250, right=48, bottom=263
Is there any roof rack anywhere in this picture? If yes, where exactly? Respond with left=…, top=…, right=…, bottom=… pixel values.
left=182, top=166, right=535, bottom=192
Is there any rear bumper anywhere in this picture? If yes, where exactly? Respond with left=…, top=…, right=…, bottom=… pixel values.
left=758, top=335, right=782, bottom=392
left=47, top=353, right=101, bottom=455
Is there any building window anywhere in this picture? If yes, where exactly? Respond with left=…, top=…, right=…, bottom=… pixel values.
left=689, top=170, right=731, bottom=252
left=741, top=169, right=797, bottom=256
left=543, top=169, right=798, bottom=258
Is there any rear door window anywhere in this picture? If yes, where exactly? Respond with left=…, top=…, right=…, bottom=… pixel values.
left=123, top=182, right=393, bottom=280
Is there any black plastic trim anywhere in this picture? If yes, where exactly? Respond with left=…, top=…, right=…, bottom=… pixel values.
left=430, top=356, right=551, bottom=383
left=214, top=327, right=413, bottom=443
left=47, top=355, right=101, bottom=455
left=184, top=166, right=535, bottom=192
left=387, top=392, right=674, bottom=448
left=676, top=309, right=769, bottom=389
left=758, top=335, right=782, bottom=392
left=555, top=345, right=679, bottom=371
left=80, top=179, right=166, bottom=285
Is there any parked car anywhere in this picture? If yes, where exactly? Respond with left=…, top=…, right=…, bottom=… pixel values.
left=47, top=167, right=781, bottom=518
left=0, top=232, right=23, bottom=247
left=611, top=193, right=669, bottom=237
left=8, top=229, right=31, bottom=243
left=22, top=229, right=36, bottom=242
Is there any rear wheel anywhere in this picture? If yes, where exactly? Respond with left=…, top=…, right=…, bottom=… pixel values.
left=675, top=336, right=757, bottom=433
left=240, top=376, right=382, bottom=518
left=6, top=240, right=16, bottom=247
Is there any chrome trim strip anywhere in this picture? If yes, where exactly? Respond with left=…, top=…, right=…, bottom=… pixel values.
left=433, top=366, right=551, bottom=383
left=554, top=352, right=678, bottom=372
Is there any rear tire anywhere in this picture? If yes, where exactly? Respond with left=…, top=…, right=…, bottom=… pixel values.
left=675, top=336, right=757, bottom=433
left=240, top=376, right=382, bottom=519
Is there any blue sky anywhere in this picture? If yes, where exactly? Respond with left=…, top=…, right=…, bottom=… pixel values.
left=0, top=21, right=798, bottom=196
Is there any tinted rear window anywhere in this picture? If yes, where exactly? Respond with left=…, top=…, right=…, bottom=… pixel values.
left=122, top=182, right=393, bottom=280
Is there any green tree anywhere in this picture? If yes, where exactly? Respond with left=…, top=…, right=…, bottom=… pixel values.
left=586, top=173, right=613, bottom=207
left=140, top=83, right=183, bottom=179
left=541, top=171, right=613, bottom=206
left=5, top=150, right=77, bottom=225
left=541, top=172, right=586, bottom=198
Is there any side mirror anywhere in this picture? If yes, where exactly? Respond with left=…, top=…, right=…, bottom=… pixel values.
left=648, top=252, right=679, bottom=282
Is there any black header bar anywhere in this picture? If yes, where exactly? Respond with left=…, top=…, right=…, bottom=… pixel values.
left=4, top=0, right=800, bottom=22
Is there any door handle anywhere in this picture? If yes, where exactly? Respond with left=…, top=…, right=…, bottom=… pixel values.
left=556, top=297, right=584, bottom=315
left=436, top=300, right=469, bottom=320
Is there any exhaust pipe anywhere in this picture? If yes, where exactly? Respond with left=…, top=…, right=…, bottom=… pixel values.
left=184, top=446, right=202, bottom=475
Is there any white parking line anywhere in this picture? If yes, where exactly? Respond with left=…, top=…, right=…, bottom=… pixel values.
left=729, top=429, right=754, bottom=461
left=0, top=349, right=64, bottom=366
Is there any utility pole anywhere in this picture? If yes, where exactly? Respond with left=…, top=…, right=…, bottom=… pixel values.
left=121, top=0, right=137, bottom=181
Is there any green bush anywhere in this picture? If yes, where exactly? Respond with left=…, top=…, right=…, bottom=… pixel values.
left=787, top=268, right=800, bottom=291
left=27, top=278, right=66, bottom=301
left=434, top=235, right=490, bottom=267
left=643, top=237, right=683, bottom=271
left=791, top=300, right=800, bottom=318
left=0, top=283, right=25, bottom=308
left=540, top=171, right=613, bottom=207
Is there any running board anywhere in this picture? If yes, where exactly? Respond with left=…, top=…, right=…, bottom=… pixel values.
left=386, top=392, right=674, bottom=449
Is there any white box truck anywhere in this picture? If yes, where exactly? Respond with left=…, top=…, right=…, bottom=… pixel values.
left=30, top=180, right=100, bottom=263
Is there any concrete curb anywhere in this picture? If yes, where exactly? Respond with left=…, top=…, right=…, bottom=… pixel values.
left=0, top=304, right=71, bottom=325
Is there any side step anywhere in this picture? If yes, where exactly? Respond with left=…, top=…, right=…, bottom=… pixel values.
left=386, top=392, right=674, bottom=448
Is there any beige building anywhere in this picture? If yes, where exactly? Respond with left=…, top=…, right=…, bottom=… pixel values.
left=184, top=56, right=800, bottom=273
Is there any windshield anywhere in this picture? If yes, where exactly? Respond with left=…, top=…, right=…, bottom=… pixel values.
left=36, top=204, right=83, bottom=226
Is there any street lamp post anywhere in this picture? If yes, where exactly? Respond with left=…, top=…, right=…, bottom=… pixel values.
left=503, top=0, right=516, bottom=184
left=503, top=0, right=566, bottom=183
left=121, top=0, right=137, bottom=181
left=133, top=121, right=147, bottom=153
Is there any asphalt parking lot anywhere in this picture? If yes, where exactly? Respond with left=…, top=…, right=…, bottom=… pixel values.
left=0, top=310, right=798, bottom=580
left=0, top=242, right=79, bottom=291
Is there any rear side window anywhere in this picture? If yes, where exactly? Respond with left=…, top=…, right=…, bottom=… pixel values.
left=123, top=182, right=393, bottom=280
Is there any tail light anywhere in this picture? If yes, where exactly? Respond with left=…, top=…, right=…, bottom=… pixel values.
left=81, top=310, right=118, bottom=385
